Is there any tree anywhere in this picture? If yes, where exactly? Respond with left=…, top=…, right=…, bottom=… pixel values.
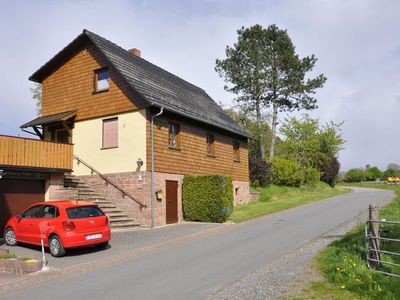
left=279, top=115, right=320, bottom=168
left=278, top=114, right=344, bottom=168
left=387, top=163, right=400, bottom=174
left=215, top=24, right=327, bottom=161
left=319, top=153, right=340, bottom=187
left=383, top=168, right=398, bottom=179
left=30, top=83, right=42, bottom=116
left=345, top=168, right=365, bottom=182
left=364, top=166, right=383, bottom=181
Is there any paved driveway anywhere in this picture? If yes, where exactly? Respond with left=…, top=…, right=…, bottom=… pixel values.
left=0, top=222, right=225, bottom=269
left=0, top=187, right=395, bottom=299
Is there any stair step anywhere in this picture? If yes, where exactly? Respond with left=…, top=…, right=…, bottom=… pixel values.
left=77, top=188, right=96, bottom=193
left=110, top=217, right=136, bottom=222
left=106, top=212, right=129, bottom=218
left=97, top=204, right=118, bottom=209
left=64, top=174, right=140, bottom=229
left=78, top=195, right=106, bottom=200
left=110, top=222, right=140, bottom=228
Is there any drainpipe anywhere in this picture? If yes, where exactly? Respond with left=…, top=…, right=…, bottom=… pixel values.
left=150, top=106, right=164, bottom=228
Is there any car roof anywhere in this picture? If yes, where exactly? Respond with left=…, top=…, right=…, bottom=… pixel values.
left=33, top=200, right=97, bottom=208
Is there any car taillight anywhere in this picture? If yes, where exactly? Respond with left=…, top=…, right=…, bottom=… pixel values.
left=63, top=221, right=75, bottom=231
left=105, top=215, right=109, bottom=226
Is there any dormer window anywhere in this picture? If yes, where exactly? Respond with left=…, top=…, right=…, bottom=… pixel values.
left=94, top=68, right=110, bottom=92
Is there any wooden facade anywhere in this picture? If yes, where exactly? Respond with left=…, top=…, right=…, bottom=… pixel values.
left=0, top=135, right=72, bottom=170
left=35, top=33, right=249, bottom=183
left=146, top=116, right=249, bottom=182
left=41, top=44, right=141, bottom=122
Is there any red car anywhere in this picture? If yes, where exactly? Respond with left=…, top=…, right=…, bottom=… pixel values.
left=4, top=200, right=111, bottom=257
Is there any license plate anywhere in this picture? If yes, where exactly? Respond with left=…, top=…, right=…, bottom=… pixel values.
left=85, top=233, right=102, bottom=240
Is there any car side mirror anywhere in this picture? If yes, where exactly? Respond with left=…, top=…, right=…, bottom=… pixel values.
left=16, top=214, right=23, bottom=219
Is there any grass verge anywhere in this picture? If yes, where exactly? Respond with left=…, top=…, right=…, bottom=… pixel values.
left=229, top=182, right=349, bottom=223
left=296, top=184, right=400, bottom=299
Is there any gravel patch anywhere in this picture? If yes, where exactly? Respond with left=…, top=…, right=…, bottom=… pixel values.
left=208, top=210, right=370, bottom=300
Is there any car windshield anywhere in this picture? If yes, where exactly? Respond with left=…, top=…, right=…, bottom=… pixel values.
left=66, top=206, right=104, bottom=219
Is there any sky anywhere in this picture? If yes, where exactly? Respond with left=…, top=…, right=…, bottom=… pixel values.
left=0, top=0, right=399, bottom=171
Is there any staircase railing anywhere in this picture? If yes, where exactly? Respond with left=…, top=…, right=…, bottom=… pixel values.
left=73, top=155, right=147, bottom=209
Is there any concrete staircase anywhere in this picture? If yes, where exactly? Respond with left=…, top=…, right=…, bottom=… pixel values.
left=64, top=175, right=140, bottom=230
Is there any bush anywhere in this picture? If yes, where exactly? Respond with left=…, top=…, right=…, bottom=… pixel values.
left=319, top=153, right=340, bottom=187
left=345, top=168, right=365, bottom=182
left=304, top=167, right=320, bottom=184
left=182, top=175, right=233, bottom=223
left=249, top=156, right=272, bottom=187
left=272, top=157, right=304, bottom=186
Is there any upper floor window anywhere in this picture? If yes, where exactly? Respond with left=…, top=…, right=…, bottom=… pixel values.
left=94, top=68, right=110, bottom=92
left=206, top=133, right=215, bottom=157
left=233, top=141, right=240, bottom=162
left=102, top=118, right=118, bottom=149
left=169, top=123, right=180, bottom=148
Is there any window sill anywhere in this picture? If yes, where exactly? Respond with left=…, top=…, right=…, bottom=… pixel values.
left=207, top=154, right=216, bottom=158
left=93, top=89, right=109, bottom=95
left=233, top=159, right=241, bottom=163
left=169, top=146, right=181, bottom=151
left=101, top=146, right=118, bottom=150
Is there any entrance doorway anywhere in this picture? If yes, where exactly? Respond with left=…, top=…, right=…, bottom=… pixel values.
left=165, top=180, right=178, bottom=224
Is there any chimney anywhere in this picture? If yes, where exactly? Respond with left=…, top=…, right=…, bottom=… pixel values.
left=128, top=48, right=141, bottom=57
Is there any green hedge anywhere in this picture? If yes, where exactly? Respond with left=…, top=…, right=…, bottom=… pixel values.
left=182, top=175, right=233, bottom=223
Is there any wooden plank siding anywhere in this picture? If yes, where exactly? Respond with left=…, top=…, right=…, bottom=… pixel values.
left=146, top=116, right=249, bottom=182
left=0, top=135, right=72, bottom=170
left=41, top=43, right=142, bottom=122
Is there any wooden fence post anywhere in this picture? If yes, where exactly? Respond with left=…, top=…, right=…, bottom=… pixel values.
left=369, top=204, right=380, bottom=268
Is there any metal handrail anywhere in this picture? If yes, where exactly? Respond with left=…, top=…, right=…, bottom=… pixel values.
left=73, top=155, right=146, bottom=208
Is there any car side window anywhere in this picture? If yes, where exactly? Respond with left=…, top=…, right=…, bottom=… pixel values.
left=23, top=205, right=43, bottom=218
left=40, top=205, right=58, bottom=219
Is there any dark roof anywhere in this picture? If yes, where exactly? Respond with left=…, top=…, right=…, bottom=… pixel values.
left=29, top=30, right=250, bottom=138
left=20, top=110, right=77, bottom=128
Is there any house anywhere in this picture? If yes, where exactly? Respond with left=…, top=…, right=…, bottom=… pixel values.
left=1, top=29, right=250, bottom=228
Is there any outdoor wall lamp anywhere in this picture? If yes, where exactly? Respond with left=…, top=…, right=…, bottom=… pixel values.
left=155, top=190, right=163, bottom=201
left=0, top=170, right=3, bottom=179
left=136, top=158, right=143, bottom=170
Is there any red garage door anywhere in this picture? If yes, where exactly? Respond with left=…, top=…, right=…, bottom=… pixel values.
left=0, top=179, right=45, bottom=236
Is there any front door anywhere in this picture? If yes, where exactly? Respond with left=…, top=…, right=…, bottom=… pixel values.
left=166, top=181, right=178, bottom=224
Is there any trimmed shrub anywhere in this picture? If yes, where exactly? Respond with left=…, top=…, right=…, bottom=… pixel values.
left=182, top=175, right=233, bottom=223
left=304, top=167, right=321, bottom=184
left=249, top=156, right=272, bottom=187
left=272, top=157, right=304, bottom=186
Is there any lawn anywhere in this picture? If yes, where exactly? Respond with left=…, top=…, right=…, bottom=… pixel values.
left=229, top=182, right=349, bottom=223
left=296, top=183, right=400, bottom=300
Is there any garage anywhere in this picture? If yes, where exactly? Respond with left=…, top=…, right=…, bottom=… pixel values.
left=0, top=178, right=45, bottom=236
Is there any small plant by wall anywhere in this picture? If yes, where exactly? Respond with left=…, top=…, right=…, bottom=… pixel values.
left=183, top=175, right=233, bottom=223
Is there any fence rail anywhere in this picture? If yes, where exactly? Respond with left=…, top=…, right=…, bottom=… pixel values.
left=0, top=135, right=73, bottom=170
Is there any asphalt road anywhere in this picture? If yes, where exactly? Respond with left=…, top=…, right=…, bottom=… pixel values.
left=3, top=187, right=394, bottom=300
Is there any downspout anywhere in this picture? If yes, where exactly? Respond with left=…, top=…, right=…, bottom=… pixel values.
left=150, top=106, right=164, bottom=228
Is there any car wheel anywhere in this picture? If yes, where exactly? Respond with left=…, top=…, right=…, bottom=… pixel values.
left=49, top=235, right=66, bottom=257
left=4, top=228, right=18, bottom=246
left=95, top=242, right=109, bottom=250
